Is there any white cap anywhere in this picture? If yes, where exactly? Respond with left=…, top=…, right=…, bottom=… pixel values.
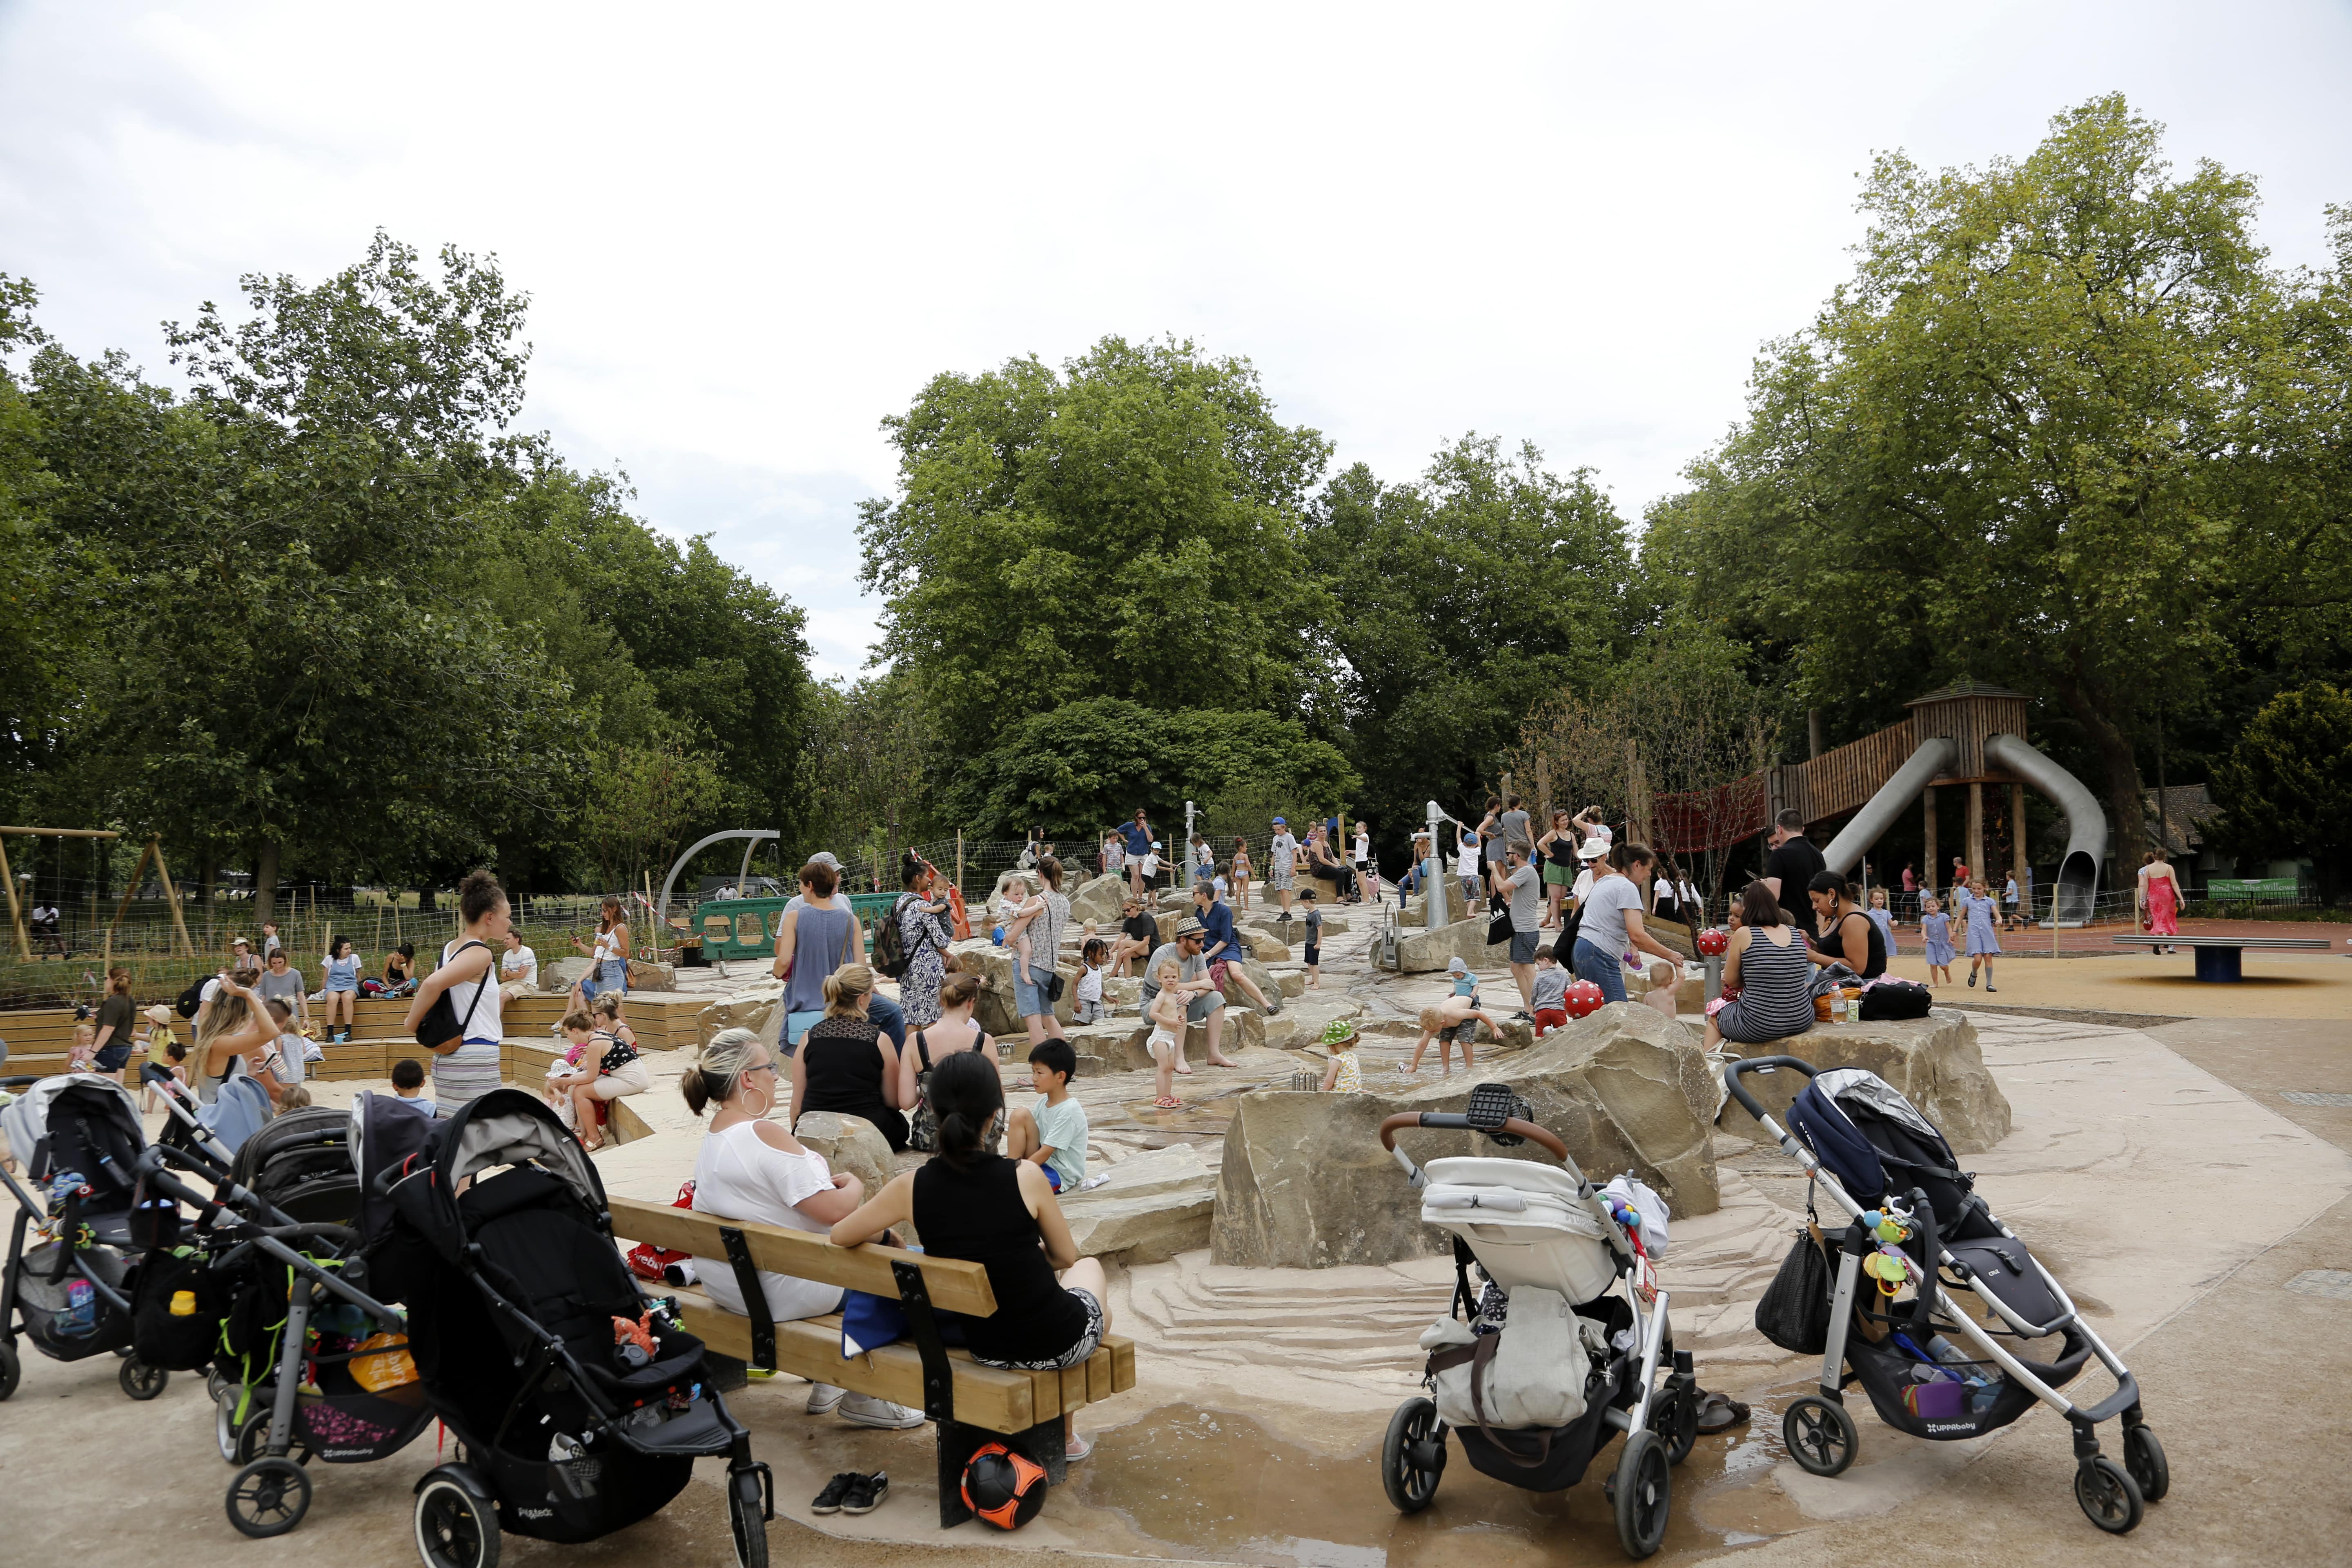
left=1446, top=957, right=1468, bottom=973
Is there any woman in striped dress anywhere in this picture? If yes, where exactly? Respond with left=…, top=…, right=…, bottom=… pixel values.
left=404, top=869, right=510, bottom=1114
left=1704, top=882, right=1817, bottom=1050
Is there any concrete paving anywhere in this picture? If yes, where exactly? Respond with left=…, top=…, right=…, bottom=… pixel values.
left=6, top=896, right=2349, bottom=1567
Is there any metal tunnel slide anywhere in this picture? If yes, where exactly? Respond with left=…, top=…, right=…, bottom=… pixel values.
left=1817, top=733, right=2105, bottom=927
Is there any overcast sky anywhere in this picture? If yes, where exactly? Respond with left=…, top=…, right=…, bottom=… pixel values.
left=4, top=2, right=2348, bottom=680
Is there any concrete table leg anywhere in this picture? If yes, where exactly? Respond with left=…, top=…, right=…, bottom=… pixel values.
left=2193, top=945, right=2243, bottom=983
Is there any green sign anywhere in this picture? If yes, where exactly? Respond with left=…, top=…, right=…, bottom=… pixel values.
left=2206, top=877, right=2299, bottom=900
left=690, top=893, right=903, bottom=960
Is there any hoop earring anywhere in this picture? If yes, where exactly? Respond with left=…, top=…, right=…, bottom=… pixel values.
left=744, top=1082, right=771, bottom=1117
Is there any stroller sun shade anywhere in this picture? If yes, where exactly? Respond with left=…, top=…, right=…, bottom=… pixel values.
left=1, top=1076, right=146, bottom=1202
left=385, top=1089, right=608, bottom=1265
left=1786, top=1069, right=1962, bottom=1210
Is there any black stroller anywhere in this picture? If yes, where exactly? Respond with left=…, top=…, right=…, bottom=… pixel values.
left=132, top=1107, right=430, bottom=1540
left=1374, top=1085, right=1700, bottom=1560
left=0, top=1071, right=174, bottom=1402
left=368, top=1088, right=774, bottom=1568
left=1725, top=1058, right=2167, bottom=1534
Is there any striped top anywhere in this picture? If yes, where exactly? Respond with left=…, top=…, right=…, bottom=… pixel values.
left=1719, top=926, right=1817, bottom=1041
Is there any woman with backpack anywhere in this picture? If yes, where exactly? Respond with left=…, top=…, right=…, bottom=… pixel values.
left=889, top=851, right=955, bottom=1027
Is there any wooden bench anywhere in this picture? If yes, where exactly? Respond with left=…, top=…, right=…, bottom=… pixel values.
left=609, top=1195, right=1136, bottom=1526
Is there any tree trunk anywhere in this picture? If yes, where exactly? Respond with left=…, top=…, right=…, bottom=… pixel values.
left=254, top=838, right=281, bottom=927
left=2049, top=671, right=2147, bottom=874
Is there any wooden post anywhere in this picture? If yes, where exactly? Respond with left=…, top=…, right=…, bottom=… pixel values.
left=151, top=839, right=195, bottom=957
left=0, top=831, right=24, bottom=960
left=103, top=839, right=157, bottom=965
left=1966, top=783, right=1984, bottom=889
left=956, top=831, right=965, bottom=899
left=2010, top=782, right=2027, bottom=898
left=1536, top=755, right=1551, bottom=834
left=1922, top=785, right=1939, bottom=893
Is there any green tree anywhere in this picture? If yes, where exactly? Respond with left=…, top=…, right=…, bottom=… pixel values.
left=2209, top=683, right=2352, bottom=902
left=1645, top=97, right=2352, bottom=868
left=942, top=697, right=1357, bottom=840
left=1303, top=436, right=1642, bottom=861
left=29, top=235, right=585, bottom=915
left=858, top=336, right=1335, bottom=755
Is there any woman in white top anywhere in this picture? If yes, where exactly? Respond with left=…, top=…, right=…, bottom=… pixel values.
left=498, top=928, right=539, bottom=1001
left=403, top=870, right=510, bottom=1115
left=570, top=896, right=631, bottom=1007
left=682, top=1027, right=922, bottom=1429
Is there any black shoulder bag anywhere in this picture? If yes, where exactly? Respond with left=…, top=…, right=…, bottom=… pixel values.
left=414, top=939, right=492, bottom=1054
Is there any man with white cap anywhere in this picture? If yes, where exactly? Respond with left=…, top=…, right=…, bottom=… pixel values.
left=1267, top=817, right=1300, bottom=922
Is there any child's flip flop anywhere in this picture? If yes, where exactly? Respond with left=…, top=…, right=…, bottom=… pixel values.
left=1153, top=1096, right=1183, bottom=1110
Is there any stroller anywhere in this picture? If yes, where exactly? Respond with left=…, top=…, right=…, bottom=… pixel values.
left=0, top=1071, right=175, bottom=1403
left=1375, top=1084, right=1699, bottom=1560
left=1724, top=1058, right=2166, bottom=1534
left=368, top=1088, right=773, bottom=1568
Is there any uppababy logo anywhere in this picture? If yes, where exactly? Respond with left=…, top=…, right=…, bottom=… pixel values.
left=516, top=1507, right=555, bottom=1520
left=321, top=1448, right=374, bottom=1460
left=1926, top=1422, right=1976, bottom=1434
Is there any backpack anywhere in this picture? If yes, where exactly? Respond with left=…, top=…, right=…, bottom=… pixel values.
left=175, top=978, right=206, bottom=1019
left=873, top=894, right=938, bottom=980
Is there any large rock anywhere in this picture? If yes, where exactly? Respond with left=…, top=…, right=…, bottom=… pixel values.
left=790, top=1111, right=903, bottom=1234
left=627, top=958, right=677, bottom=991
left=1713, top=1008, right=2012, bottom=1153
left=1067, top=873, right=1129, bottom=930
left=1061, top=1145, right=1216, bottom=1263
left=697, top=983, right=784, bottom=1048
left=1247, top=930, right=1290, bottom=962
left=1212, top=1003, right=1721, bottom=1269
left=1395, top=916, right=1512, bottom=974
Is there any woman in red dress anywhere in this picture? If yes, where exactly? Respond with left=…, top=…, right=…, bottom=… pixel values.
left=2140, top=851, right=2183, bottom=953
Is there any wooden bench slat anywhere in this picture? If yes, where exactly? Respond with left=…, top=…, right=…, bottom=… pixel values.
left=610, top=1195, right=1000, bottom=1317
left=672, top=1295, right=1037, bottom=1432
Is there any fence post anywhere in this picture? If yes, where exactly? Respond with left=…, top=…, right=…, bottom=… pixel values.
left=956, top=831, right=965, bottom=899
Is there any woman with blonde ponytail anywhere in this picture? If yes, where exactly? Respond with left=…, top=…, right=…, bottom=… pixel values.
left=685, top=1027, right=924, bottom=1430
left=787, top=964, right=909, bottom=1152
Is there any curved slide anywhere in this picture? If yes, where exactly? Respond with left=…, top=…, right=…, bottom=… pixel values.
left=1818, top=732, right=2106, bottom=926
left=1984, top=732, right=2105, bottom=926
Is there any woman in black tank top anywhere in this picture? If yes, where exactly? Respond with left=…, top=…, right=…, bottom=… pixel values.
left=831, top=1052, right=1111, bottom=1459
left=1804, top=872, right=1886, bottom=979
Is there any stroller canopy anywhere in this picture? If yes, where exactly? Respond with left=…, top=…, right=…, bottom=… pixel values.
left=231, top=1105, right=363, bottom=1225
left=1787, top=1069, right=1964, bottom=1211
left=385, top=1089, right=607, bottom=1265
left=0, top=1074, right=145, bottom=1199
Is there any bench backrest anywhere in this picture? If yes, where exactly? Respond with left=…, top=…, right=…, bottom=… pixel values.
left=608, top=1194, right=998, bottom=1317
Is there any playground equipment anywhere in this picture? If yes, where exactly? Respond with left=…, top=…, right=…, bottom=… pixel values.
left=1657, top=682, right=2110, bottom=926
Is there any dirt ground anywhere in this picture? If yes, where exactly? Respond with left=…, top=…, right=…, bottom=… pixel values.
left=4, top=937, right=2348, bottom=1567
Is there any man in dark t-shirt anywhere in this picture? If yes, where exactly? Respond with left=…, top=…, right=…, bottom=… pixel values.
left=1114, top=898, right=1161, bottom=977
left=1760, top=809, right=1828, bottom=942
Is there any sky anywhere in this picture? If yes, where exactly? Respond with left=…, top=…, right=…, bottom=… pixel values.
left=3, top=2, right=2348, bottom=680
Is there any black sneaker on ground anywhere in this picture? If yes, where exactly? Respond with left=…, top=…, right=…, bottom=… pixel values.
left=1511, top=1010, right=1533, bottom=1022
left=812, top=1472, right=862, bottom=1515
left=842, top=1472, right=890, bottom=1516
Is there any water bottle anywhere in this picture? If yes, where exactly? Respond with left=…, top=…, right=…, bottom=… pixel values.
left=60, top=1278, right=97, bottom=1338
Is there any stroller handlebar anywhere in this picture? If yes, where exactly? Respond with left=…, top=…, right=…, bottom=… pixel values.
left=1721, top=1055, right=1819, bottom=1122
left=1377, top=1111, right=1570, bottom=1163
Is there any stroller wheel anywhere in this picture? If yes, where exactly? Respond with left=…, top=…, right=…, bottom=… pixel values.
left=2123, top=1425, right=2169, bottom=1503
left=2074, top=1455, right=2145, bottom=1534
left=415, top=1468, right=502, bottom=1568
left=119, top=1357, right=168, bottom=1401
left=226, top=1457, right=312, bottom=1538
left=1380, top=1397, right=1446, bottom=1513
left=235, top=1407, right=314, bottom=1468
left=1782, top=1396, right=1857, bottom=1477
left=0, top=1339, right=19, bottom=1402
left=1650, top=1383, right=1698, bottom=1466
left=1610, top=1429, right=1671, bottom=1559
left=728, top=1464, right=773, bottom=1568
left=217, top=1390, right=241, bottom=1463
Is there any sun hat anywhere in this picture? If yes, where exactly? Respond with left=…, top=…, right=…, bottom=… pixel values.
left=145, top=1004, right=172, bottom=1026
left=809, top=851, right=842, bottom=870
left=1175, top=916, right=1205, bottom=938
left=1576, top=841, right=1609, bottom=861
left=1319, top=1019, right=1359, bottom=1047
left=1446, top=956, right=1468, bottom=973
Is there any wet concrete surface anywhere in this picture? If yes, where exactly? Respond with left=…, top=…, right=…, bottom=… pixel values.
left=1062, top=1402, right=1810, bottom=1568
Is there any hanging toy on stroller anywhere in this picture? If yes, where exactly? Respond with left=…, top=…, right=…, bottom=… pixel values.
left=0, top=1071, right=175, bottom=1403
left=1726, top=1058, right=2167, bottom=1534
left=1375, top=1083, right=1699, bottom=1560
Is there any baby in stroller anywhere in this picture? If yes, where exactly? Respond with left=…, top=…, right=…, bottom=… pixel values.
left=1375, top=1084, right=1700, bottom=1560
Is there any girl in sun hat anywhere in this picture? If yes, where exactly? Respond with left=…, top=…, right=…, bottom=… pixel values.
left=1316, top=1019, right=1363, bottom=1093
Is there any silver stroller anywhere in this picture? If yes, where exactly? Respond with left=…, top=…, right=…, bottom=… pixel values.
left=1725, top=1057, right=2167, bottom=1534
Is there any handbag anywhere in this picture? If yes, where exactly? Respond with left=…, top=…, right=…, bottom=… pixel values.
left=413, top=939, right=491, bottom=1054
left=1858, top=977, right=1933, bottom=1020
left=1754, top=1222, right=1834, bottom=1354
left=1485, top=892, right=1514, bottom=949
